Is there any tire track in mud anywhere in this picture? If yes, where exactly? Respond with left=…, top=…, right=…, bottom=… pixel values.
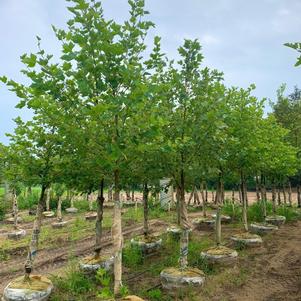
left=0, top=219, right=168, bottom=295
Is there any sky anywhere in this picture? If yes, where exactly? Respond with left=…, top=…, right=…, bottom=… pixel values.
left=0, top=0, right=300, bottom=144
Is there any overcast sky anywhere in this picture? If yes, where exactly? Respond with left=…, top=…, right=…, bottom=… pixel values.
left=0, top=0, right=300, bottom=144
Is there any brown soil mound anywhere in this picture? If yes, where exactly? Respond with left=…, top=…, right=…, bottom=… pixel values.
left=8, top=275, right=52, bottom=291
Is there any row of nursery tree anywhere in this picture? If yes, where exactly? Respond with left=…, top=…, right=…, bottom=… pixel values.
left=0, top=0, right=301, bottom=295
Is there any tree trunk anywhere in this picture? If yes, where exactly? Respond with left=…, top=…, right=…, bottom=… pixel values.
left=238, top=186, right=242, bottom=203
left=272, top=183, right=276, bottom=214
left=288, top=181, right=292, bottom=206
left=143, top=182, right=149, bottom=237
left=131, top=189, right=135, bottom=202
left=179, top=168, right=189, bottom=271
left=88, top=193, right=93, bottom=211
left=126, top=189, right=131, bottom=201
left=57, top=196, right=62, bottom=222
left=215, top=206, right=221, bottom=246
left=24, top=184, right=47, bottom=278
left=95, top=178, right=105, bottom=257
left=255, top=175, right=261, bottom=202
left=231, top=188, right=235, bottom=203
left=12, top=191, right=19, bottom=230
left=221, top=181, right=225, bottom=204
left=211, top=190, right=214, bottom=203
left=277, top=187, right=281, bottom=205
left=187, top=189, right=194, bottom=206
left=113, top=170, right=122, bottom=295
left=202, top=182, right=207, bottom=218
left=297, top=185, right=301, bottom=208
left=282, top=184, right=287, bottom=205
left=176, top=186, right=181, bottom=225
left=108, top=185, right=113, bottom=202
left=45, top=187, right=50, bottom=211
left=241, top=171, right=248, bottom=232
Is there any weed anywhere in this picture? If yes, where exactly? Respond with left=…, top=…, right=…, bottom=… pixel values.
left=276, top=205, right=300, bottom=221
left=147, top=288, right=163, bottom=301
left=123, top=244, right=144, bottom=268
left=222, top=200, right=241, bottom=221
left=50, top=263, right=93, bottom=299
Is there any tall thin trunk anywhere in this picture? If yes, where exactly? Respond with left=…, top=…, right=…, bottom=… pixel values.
left=108, top=185, right=113, bottom=202
left=221, top=181, right=225, bottom=204
left=215, top=206, right=221, bottom=246
left=231, top=188, right=235, bottom=203
left=202, top=182, right=207, bottom=218
left=277, top=187, right=281, bottom=205
left=176, top=186, right=181, bottom=225
left=45, top=187, right=50, bottom=211
left=113, top=170, right=122, bottom=295
left=288, top=181, right=292, bottom=206
left=126, top=189, right=131, bottom=201
left=88, top=193, right=93, bottom=211
left=131, top=189, right=135, bottom=202
left=57, top=196, right=62, bottom=222
left=272, top=183, right=276, bottom=214
left=211, top=190, right=215, bottom=203
left=24, top=184, right=47, bottom=278
left=255, top=175, right=261, bottom=202
left=241, top=171, right=248, bottom=232
left=193, top=186, right=200, bottom=204
left=179, top=168, right=189, bottom=271
left=297, top=185, right=301, bottom=208
left=282, top=184, right=287, bottom=205
left=187, top=189, right=194, bottom=205
left=12, top=191, right=18, bottom=230
left=95, top=178, right=105, bottom=257
left=143, top=182, right=149, bottom=237
left=70, top=191, right=75, bottom=208
left=238, top=186, right=242, bottom=203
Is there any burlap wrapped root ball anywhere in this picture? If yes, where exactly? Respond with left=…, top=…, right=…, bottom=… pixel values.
left=2, top=275, right=53, bottom=301
left=230, top=232, right=263, bottom=248
left=130, top=235, right=162, bottom=254
left=250, top=222, right=278, bottom=235
left=200, top=245, right=238, bottom=266
left=160, top=267, right=205, bottom=294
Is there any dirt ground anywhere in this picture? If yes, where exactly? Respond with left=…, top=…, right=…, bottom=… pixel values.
left=224, top=220, right=301, bottom=301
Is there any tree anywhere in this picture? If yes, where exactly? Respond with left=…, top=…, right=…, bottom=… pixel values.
left=161, top=39, right=224, bottom=269
left=285, top=42, right=301, bottom=67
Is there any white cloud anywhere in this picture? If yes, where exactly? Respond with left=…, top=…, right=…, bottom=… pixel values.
left=201, top=34, right=220, bottom=46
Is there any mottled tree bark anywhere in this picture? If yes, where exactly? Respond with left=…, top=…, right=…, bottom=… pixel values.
left=12, top=191, right=19, bottom=230
left=272, top=183, right=276, bottom=214
left=57, top=196, right=62, bottom=222
left=113, top=170, right=122, bottom=295
left=277, top=187, right=281, bottom=205
left=24, top=185, right=47, bottom=278
left=297, top=185, right=301, bottom=208
left=45, top=187, right=50, bottom=211
left=179, top=168, right=190, bottom=271
left=143, top=182, right=149, bottom=237
left=255, top=175, right=261, bottom=202
left=215, top=207, right=221, bottom=246
left=95, top=179, right=105, bottom=257
left=241, top=171, right=248, bottom=232
left=282, top=184, right=287, bottom=205
left=288, top=181, right=292, bottom=206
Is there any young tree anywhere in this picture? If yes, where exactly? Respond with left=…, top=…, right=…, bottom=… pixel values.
left=161, top=39, right=224, bottom=269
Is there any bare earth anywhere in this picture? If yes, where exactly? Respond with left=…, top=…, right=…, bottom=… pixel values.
left=226, top=220, right=301, bottom=301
